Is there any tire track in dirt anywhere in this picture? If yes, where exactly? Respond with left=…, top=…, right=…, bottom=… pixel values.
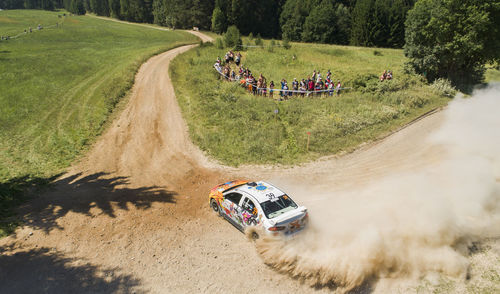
left=0, top=30, right=451, bottom=293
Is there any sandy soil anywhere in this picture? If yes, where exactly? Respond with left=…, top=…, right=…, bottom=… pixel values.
left=0, top=31, right=461, bottom=294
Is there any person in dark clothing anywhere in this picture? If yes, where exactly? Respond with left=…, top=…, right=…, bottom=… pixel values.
left=292, top=78, right=298, bottom=97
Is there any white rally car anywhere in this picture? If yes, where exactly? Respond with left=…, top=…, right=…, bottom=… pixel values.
left=209, top=180, right=308, bottom=239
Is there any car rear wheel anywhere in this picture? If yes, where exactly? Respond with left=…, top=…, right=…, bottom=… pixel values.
left=210, top=198, right=220, bottom=214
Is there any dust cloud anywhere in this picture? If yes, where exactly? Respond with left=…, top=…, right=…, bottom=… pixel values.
left=256, top=84, right=500, bottom=292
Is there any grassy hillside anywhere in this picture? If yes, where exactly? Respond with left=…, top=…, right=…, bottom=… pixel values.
left=170, top=40, right=451, bottom=166
left=0, top=10, right=198, bottom=236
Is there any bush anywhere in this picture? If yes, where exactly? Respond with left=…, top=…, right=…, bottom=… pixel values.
left=248, top=32, right=254, bottom=40
left=407, top=95, right=430, bottom=108
left=362, top=74, right=424, bottom=94
left=223, top=25, right=242, bottom=49
left=282, top=37, right=291, bottom=50
left=255, top=34, right=263, bottom=46
left=234, top=38, right=243, bottom=51
left=431, top=78, right=456, bottom=97
left=352, top=73, right=378, bottom=89
left=267, top=39, right=275, bottom=52
left=215, top=37, right=224, bottom=49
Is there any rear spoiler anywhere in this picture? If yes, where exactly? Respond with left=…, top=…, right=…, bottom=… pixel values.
left=221, top=180, right=248, bottom=193
left=269, top=207, right=307, bottom=226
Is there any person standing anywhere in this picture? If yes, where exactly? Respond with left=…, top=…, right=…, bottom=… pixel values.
left=292, top=78, right=298, bottom=97
left=283, top=82, right=289, bottom=100
left=280, top=79, right=285, bottom=98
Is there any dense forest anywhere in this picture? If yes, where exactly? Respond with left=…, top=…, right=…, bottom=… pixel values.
left=2, top=0, right=416, bottom=49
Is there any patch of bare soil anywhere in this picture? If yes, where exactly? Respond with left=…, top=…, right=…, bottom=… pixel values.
left=2, top=31, right=495, bottom=294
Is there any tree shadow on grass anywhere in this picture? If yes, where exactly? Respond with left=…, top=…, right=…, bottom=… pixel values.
left=13, top=172, right=177, bottom=234
left=0, top=175, right=57, bottom=237
left=0, top=245, right=143, bottom=293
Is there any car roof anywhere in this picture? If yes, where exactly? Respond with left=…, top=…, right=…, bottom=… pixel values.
left=230, top=181, right=287, bottom=204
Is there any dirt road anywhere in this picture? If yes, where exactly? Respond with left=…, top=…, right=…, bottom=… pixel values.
left=0, top=31, right=467, bottom=294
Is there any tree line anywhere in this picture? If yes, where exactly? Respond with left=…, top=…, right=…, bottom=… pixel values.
left=2, top=0, right=499, bottom=88
left=210, top=0, right=416, bottom=47
left=4, top=0, right=415, bottom=48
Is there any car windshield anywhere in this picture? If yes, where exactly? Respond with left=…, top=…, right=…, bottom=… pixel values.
left=260, top=195, right=298, bottom=219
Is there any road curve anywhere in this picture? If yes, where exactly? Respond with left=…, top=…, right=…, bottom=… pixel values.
left=0, top=29, right=450, bottom=294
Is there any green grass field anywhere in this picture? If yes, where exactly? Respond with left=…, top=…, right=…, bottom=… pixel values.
left=170, top=40, right=451, bottom=166
left=0, top=10, right=198, bottom=236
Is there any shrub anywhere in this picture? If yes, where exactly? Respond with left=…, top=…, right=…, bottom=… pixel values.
left=267, top=39, right=275, bottom=52
left=430, top=78, right=456, bottom=97
left=234, top=38, right=243, bottom=51
left=282, top=37, right=291, bottom=50
left=248, top=32, right=254, bottom=40
left=223, top=25, right=241, bottom=49
left=215, top=37, right=224, bottom=49
left=352, top=73, right=378, bottom=89
left=373, top=50, right=382, bottom=56
left=407, top=95, right=430, bottom=108
left=255, top=34, right=263, bottom=46
left=362, top=74, right=424, bottom=94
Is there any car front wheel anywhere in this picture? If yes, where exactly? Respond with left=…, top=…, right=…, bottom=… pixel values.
left=210, top=198, right=220, bottom=214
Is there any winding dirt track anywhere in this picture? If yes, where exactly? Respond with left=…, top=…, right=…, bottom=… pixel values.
left=0, top=31, right=447, bottom=293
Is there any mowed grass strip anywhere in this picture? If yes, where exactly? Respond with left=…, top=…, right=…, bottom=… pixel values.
left=0, top=10, right=198, bottom=236
left=170, top=41, right=450, bottom=166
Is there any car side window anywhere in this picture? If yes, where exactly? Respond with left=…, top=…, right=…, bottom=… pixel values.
left=225, top=192, right=242, bottom=204
left=242, top=197, right=257, bottom=215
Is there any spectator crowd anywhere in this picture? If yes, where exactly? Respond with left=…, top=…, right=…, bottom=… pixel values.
left=379, top=70, right=393, bottom=81
left=214, top=51, right=347, bottom=99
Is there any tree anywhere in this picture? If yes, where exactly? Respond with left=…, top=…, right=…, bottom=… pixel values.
left=229, top=0, right=241, bottom=26
left=120, top=0, right=130, bottom=19
left=350, top=0, right=415, bottom=48
left=280, top=0, right=317, bottom=41
left=152, top=0, right=166, bottom=25
left=282, top=36, right=291, bottom=49
left=69, top=0, right=86, bottom=14
left=404, top=0, right=500, bottom=88
left=90, top=0, right=110, bottom=15
left=301, top=1, right=350, bottom=45
left=1, top=0, right=24, bottom=9
left=122, top=0, right=145, bottom=22
left=223, top=25, right=241, bottom=49
left=334, top=3, right=351, bottom=45
left=302, top=1, right=337, bottom=43
left=371, top=0, right=390, bottom=47
left=350, top=0, right=374, bottom=46
left=108, top=0, right=121, bottom=18
left=387, top=0, right=414, bottom=48
left=189, top=0, right=215, bottom=30
left=211, top=6, right=226, bottom=34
